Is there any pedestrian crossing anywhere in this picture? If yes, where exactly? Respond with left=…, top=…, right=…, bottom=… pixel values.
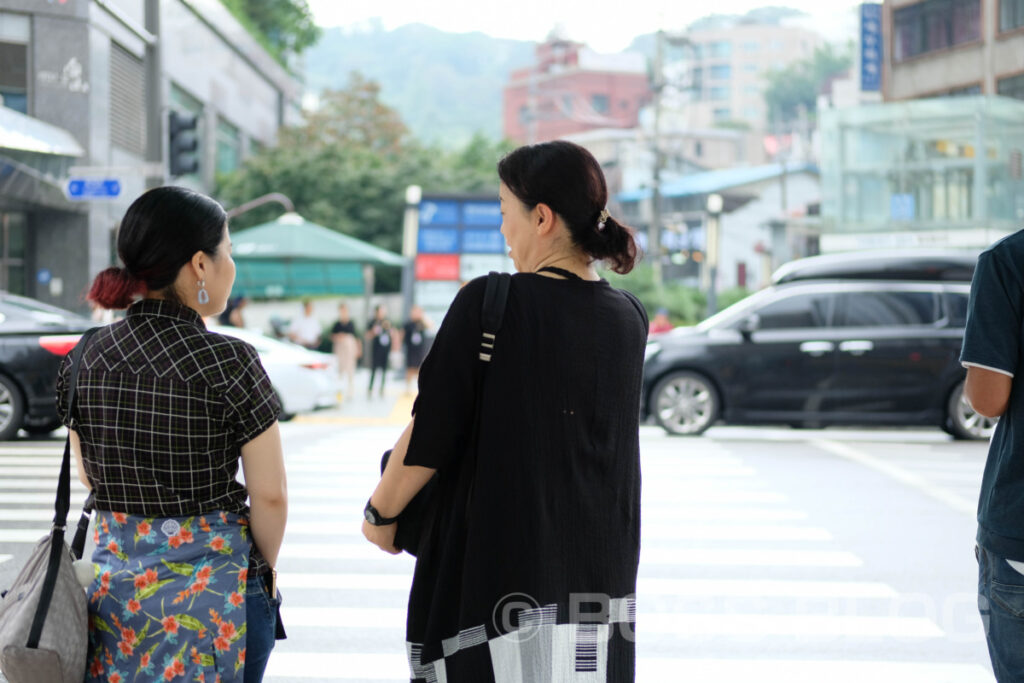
left=0, top=426, right=995, bottom=682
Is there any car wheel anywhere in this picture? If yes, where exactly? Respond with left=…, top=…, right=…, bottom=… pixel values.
left=0, top=374, right=25, bottom=441
left=946, top=381, right=997, bottom=441
left=651, top=370, right=719, bottom=436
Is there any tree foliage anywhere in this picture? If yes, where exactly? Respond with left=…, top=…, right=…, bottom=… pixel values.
left=763, top=43, right=853, bottom=127
left=216, top=73, right=514, bottom=262
left=220, top=0, right=320, bottom=62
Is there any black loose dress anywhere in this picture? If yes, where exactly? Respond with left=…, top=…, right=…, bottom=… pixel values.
left=403, top=273, right=648, bottom=682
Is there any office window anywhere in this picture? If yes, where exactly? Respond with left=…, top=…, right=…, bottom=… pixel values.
left=591, top=94, right=610, bottom=114
left=744, top=85, right=760, bottom=95
left=713, top=107, right=732, bottom=121
left=1001, top=0, right=1024, bottom=31
left=709, top=86, right=729, bottom=101
left=561, top=95, right=574, bottom=115
left=0, top=212, right=27, bottom=296
left=110, top=43, right=145, bottom=155
left=0, top=12, right=29, bottom=114
left=710, top=65, right=732, bottom=80
left=518, top=105, right=529, bottom=125
left=709, top=41, right=731, bottom=58
left=744, top=63, right=759, bottom=73
left=998, top=73, right=1024, bottom=101
left=744, top=107, right=761, bottom=120
left=215, top=117, right=240, bottom=175
left=894, top=0, right=981, bottom=62
left=948, top=84, right=982, bottom=96
left=743, top=41, right=760, bottom=52
left=694, top=141, right=703, bottom=157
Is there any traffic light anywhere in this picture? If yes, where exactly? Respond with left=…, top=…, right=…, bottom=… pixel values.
left=168, top=110, right=199, bottom=177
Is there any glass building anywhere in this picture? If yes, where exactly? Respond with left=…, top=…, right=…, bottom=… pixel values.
left=820, top=97, right=1024, bottom=251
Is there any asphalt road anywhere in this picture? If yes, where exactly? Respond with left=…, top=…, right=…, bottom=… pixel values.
left=0, top=420, right=994, bottom=682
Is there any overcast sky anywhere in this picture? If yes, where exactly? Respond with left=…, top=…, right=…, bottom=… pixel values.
left=307, top=0, right=862, bottom=53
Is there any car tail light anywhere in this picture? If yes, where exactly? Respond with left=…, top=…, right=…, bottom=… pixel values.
left=301, top=362, right=330, bottom=370
left=39, top=334, right=83, bottom=356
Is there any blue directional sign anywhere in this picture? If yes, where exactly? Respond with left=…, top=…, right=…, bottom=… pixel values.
left=861, top=3, right=883, bottom=92
left=65, top=178, right=122, bottom=201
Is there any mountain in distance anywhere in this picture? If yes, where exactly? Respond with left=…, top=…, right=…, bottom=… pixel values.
left=303, top=22, right=537, bottom=147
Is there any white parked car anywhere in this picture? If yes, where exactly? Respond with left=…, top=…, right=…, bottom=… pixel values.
left=208, top=325, right=338, bottom=420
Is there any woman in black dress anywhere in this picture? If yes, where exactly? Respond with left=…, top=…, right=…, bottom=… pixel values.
left=362, top=141, right=647, bottom=682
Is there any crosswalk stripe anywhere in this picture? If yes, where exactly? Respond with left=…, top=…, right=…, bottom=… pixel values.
left=275, top=606, right=941, bottom=639
left=636, top=659, right=993, bottom=682
left=0, top=478, right=88, bottom=490
left=264, top=653, right=408, bottom=680
left=641, top=613, right=943, bottom=638
left=0, top=493, right=87, bottom=504
left=276, top=542, right=863, bottom=567
left=284, top=520, right=832, bottom=541
left=0, top=554, right=11, bottom=565
left=273, top=573, right=897, bottom=600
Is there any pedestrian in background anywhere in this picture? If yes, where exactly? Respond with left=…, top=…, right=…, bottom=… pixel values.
left=961, top=231, right=1024, bottom=681
left=365, top=304, right=393, bottom=399
left=401, top=304, right=431, bottom=395
left=649, top=307, right=673, bottom=335
left=219, top=294, right=248, bottom=327
left=68, top=186, right=287, bottom=683
left=289, top=299, right=322, bottom=350
left=331, top=302, right=361, bottom=401
left=362, top=140, right=647, bottom=680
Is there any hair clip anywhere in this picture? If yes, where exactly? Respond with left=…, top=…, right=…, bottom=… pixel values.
left=597, top=209, right=610, bottom=231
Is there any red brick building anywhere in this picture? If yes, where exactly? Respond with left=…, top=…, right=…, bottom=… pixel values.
left=503, top=38, right=653, bottom=143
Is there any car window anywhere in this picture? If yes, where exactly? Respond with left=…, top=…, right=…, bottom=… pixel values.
left=945, top=292, right=968, bottom=327
left=835, top=291, right=939, bottom=327
left=755, top=293, right=833, bottom=329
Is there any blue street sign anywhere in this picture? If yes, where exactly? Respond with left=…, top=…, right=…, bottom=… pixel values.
left=861, top=3, right=883, bottom=92
left=65, top=178, right=122, bottom=200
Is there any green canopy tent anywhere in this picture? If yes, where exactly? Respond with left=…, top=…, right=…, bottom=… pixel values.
left=231, top=212, right=407, bottom=299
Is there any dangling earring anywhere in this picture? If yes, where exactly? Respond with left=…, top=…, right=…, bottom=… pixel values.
left=197, top=280, right=210, bottom=305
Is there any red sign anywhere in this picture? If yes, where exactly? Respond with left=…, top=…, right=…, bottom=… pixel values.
left=415, top=254, right=461, bottom=281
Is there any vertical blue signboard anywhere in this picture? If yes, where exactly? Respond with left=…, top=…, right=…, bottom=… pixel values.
left=861, top=3, right=883, bottom=92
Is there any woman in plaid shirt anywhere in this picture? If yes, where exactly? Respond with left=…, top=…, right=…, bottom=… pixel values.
left=57, top=187, right=288, bottom=683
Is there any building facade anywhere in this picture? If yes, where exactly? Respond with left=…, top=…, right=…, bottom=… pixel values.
left=0, top=0, right=301, bottom=312
left=820, top=96, right=1024, bottom=252
left=502, top=38, right=652, bottom=143
left=883, top=0, right=1024, bottom=101
left=675, top=18, right=824, bottom=133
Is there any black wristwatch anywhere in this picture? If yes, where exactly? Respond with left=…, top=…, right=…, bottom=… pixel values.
left=364, top=498, right=399, bottom=526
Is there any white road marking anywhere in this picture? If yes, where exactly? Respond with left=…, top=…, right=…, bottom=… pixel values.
left=813, top=440, right=977, bottom=516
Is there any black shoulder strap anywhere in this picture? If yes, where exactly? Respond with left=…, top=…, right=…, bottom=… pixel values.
left=479, top=272, right=511, bottom=362
left=28, top=326, right=99, bottom=649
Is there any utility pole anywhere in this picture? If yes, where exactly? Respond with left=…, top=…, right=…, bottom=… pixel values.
left=144, top=0, right=163, bottom=189
left=650, top=29, right=665, bottom=292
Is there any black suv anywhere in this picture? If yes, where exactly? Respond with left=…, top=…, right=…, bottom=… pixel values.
left=642, top=250, right=993, bottom=439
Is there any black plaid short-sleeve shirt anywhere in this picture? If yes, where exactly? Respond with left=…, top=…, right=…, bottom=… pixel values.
left=56, top=299, right=281, bottom=574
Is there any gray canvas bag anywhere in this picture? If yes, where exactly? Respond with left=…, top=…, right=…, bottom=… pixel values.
left=0, top=328, right=98, bottom=683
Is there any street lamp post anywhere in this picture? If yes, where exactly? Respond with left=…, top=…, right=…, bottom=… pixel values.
left=705, top=193, right=723, bottom=317
left=400, top=185, right=422, bottom=323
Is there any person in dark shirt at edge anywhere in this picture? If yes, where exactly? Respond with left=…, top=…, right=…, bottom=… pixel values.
left=961, top=231, right=1024, bottom=681
left=61, top=186, right=287, bottom=683
left=362, top=140, right=648, bottom=681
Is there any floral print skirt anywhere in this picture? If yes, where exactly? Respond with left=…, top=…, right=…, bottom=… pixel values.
left=84, top=510, right=252, bottom=683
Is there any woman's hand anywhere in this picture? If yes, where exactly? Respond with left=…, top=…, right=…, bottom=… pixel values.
left=362, top=519, right=400, bottom=554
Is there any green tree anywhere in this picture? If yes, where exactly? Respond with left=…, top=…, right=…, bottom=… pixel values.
left=216, top=73, right=513, bottom=288
left=220, top=0, right=320, bottom=62
left=763, top=43, right=853, bottom=127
